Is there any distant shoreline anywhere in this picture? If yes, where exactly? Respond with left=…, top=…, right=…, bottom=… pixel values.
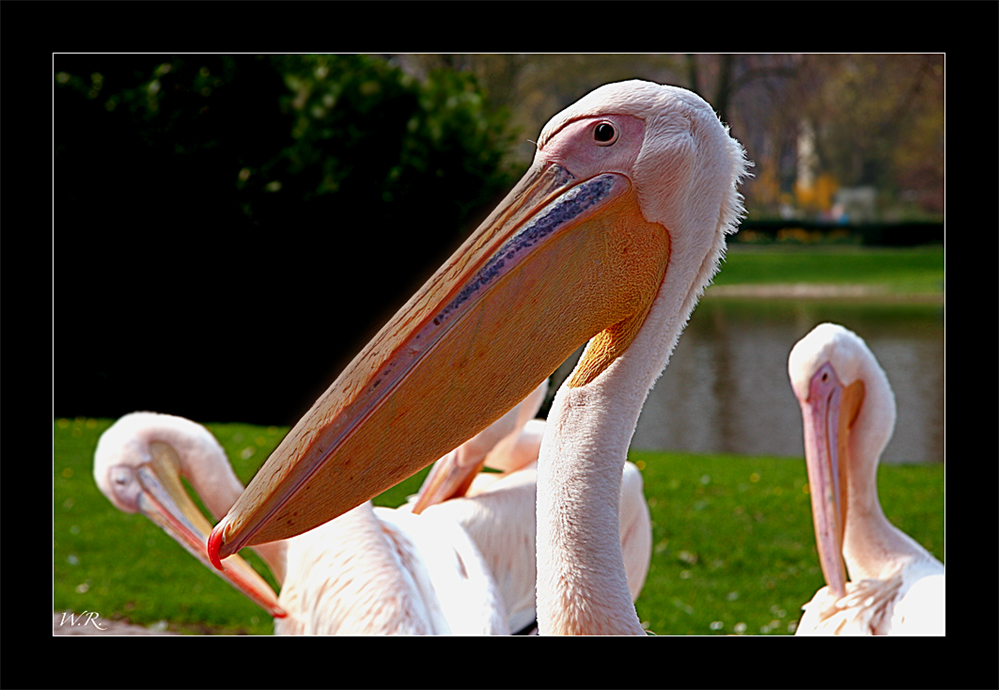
left=705, top=283, right=944, bottom=303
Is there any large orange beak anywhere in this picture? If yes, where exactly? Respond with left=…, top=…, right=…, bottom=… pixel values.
left=209, top=157, right=671, bottom=565
left=135, top=442, right=286, bottom=617
left=799, top=362, right=865, bottom=600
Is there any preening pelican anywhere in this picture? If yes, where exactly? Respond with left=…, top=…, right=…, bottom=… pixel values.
left=788, top=323, right=945, bottom=635
left=93, top=412, right=287, bottom=618
left=95, top=411, right=518, bottom=634
left=210, top=80, right=749, bottom=635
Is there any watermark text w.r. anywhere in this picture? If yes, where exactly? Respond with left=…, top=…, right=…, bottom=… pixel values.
left=58, top=611, right=108, bottom=631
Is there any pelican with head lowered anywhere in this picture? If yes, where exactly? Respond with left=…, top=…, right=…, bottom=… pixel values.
left=789, top=323, right=944, bottom=635
left=94, top=410, right=527, bottom=634
left=210, top=80, right=749, bottom=634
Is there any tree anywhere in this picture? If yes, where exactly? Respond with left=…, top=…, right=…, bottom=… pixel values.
left=54, top=55, right=520, bottom=423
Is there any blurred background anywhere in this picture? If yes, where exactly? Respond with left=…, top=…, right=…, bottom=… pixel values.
left=54, top=54, right=943, bottom=462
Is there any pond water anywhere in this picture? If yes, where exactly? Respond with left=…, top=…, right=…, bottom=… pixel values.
left=551, top=298, right=944, bottom=464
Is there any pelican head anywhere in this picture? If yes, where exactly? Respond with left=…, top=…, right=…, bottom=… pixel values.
left=788, top=323, right=897, bottom=598
left=209, top=80, right=749, bottom=564
left=94, top=412, right=286, bottom=617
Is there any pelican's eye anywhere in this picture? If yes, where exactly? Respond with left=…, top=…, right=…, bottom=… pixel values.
left=112, top=466, right=132, bottom=486
left=593, top=121, right=618, bottom=146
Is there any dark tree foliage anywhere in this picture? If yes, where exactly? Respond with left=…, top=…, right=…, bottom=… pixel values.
left=55, top=55, right=520, bottom=424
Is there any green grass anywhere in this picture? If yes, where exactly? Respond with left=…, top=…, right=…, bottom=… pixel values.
left=55, top=418, right=943, bottom=635
left=631, top=450, right=943, bottom=635
left=713, top=244, right=944, bottom=296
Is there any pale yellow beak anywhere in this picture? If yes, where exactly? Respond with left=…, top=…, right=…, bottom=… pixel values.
left=135, top=442, right=286, bottom=617
left=209, top=157, right=670, bottom=564
left=799, top=362, right=865, bottom=600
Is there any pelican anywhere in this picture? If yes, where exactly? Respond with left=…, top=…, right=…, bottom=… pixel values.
left=788, top=323, right=945, bottom=635
left=94, top=411, right=525, bottom=634
left=209, top=80, right=750, bottom=634
left=93, top=412, right=287, bottom=619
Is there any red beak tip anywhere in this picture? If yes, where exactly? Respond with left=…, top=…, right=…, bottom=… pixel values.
left=207, top=525, right=226, bottom=571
